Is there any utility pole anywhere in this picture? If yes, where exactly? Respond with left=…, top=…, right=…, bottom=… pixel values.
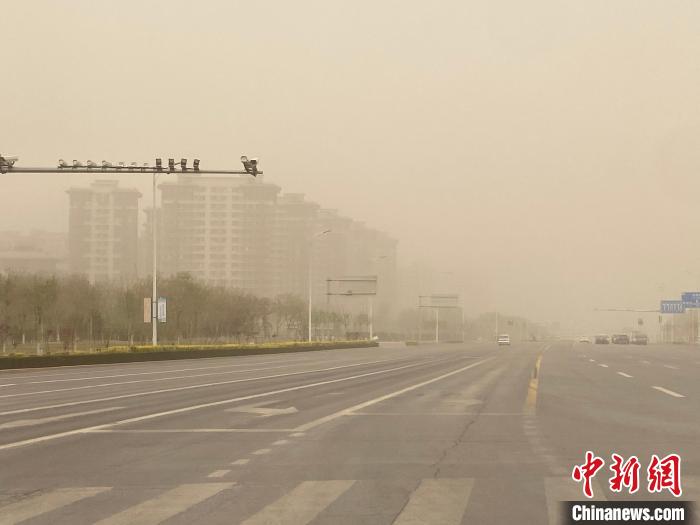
left=308, top=230, right=331, bottom=342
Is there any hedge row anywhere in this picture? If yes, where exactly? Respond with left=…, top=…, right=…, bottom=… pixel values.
left=0, top=340, right=379, bottom=369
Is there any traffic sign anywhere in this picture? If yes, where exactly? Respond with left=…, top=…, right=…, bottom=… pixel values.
left=660, top=300, right=685, bottom=314
left=681, top=292, right=700, bottom=308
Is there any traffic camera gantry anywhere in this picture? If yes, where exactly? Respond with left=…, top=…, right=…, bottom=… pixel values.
left=0, top=151, right=261, bottom=347
left=0, top=154, right=261, bottom=177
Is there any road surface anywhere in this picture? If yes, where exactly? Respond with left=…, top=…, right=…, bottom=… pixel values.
left=0, top=341, right=697, bottom=524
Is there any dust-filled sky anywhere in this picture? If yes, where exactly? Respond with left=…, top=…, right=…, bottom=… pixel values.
left=2, top=1, right=700, bottom=333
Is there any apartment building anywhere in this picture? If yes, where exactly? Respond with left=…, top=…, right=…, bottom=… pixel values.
left=157, top=174, right=280, bottom=295
left=66, top=180, right=140, bottom=283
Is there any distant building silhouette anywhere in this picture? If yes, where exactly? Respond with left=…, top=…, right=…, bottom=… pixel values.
left=67, top=180, right=140, bottom=283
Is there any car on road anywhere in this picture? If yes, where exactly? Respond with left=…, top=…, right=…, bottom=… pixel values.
left=578, top=336, right=591, bottom=343
left=631, top=333, right=648, bottom=345
left=611, top=334, right=630, bottom=344
left=497, top=334, right=511, bottom=346
left=594, top=335, right=610, bottom=344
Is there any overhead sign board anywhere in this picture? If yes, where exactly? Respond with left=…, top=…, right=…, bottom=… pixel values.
left=681, top=292, right=700, bottom=308
left=419, top=294, right=460, bottom=308
left=660, top=300, right=685, bottom=314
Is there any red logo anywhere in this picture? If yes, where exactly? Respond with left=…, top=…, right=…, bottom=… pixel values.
left=572, top=451, right=605, bottom=498
left=609, top=454, right=640, bottom=494
left=573, top=452, right=682, bottom=498
left=647, top=454, right=682, bottom=497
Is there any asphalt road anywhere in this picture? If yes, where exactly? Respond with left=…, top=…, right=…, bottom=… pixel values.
left=0, top=341, right=697, bottom=524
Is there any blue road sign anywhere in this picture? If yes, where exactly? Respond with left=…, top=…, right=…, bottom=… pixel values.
left=682, top=292, right=700, bottom=308
left=661, top=300, right=685, bottom=314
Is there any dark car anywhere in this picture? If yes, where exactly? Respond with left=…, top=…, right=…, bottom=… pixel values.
left=611, top=334, right=630, bottom=344
left=631, top=333, right=648, bottom=345
left=594, top=335, right=610, bottom=344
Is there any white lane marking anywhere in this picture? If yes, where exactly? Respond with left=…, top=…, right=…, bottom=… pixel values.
left=240, top=480, right=354, bottom=525
left=87, top=428, right=295, bottom=433
left=273, top=439, right=289, bottom=446
left=94, top=483, right=233, bottom=525
left=652, top=386, right=685, bottom=398
left=545, top=477, right=606, bottom=525
left=225, top=400, right=298, bottom=417
left=0, top=357, right=411, bottom=416
left=0, top=487, right=110, bottom=525
left=252, top=448, right=271, bottom=455
left=589, top=359, right=596, bottom=363
left=0, top=407, right=124, bottom=431
left=663, top=364, right=679, bottom=370
left=231, top=459, right=250, bottom=466
left=0, top=384, right=16, bottom=388
left=617, top=372, right=633, bottom=378
left=641, top=360, right=651, bottom=365
left=0, top=358, right=401, bottom=399
left=393, top=478, right=474, bottom=525
left=207, top=470, right=230, bottom=479
left=0, top=358, right=441, bottom=451
left=598, top=364, right=609, bottom=368
left=294, top=358, right=492, bottom=432
left=290, top=432, right=305, bottom=437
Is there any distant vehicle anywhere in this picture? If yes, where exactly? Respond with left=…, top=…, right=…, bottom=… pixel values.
left=611, top=334, right=630, bottom=344
left=497, top=334, right=511, bottom=346
left=594, top=335, right=610, bottom=344
left=579, top=336, right=591, bottom=343
left=631, top=333, right=648, bottom=345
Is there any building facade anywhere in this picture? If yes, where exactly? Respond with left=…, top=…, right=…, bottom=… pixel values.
left=67, top=180, right=141, bottom=283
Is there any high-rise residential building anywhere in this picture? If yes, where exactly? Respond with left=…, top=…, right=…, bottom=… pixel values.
left=157, top=174, right=280, bottom=294
left=272, top=193, right=319, bottom=298
left=67, top=180, right=141, bottom=283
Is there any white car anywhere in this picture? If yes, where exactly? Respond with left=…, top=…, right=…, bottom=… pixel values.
left=497, top=334, right=510, bottom=346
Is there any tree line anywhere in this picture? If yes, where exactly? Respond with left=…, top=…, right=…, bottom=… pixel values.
left=0, top=272, right=314, bottom=351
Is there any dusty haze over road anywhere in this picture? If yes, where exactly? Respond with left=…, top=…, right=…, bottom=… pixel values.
left=2, top=1, right=700, bottom=331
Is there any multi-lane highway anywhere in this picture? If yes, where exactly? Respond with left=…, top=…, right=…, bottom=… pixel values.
left=0, top=341, right=697, bottom=524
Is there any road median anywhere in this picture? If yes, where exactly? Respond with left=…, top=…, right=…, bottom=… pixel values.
left=0, top=340, right=379, bottom=370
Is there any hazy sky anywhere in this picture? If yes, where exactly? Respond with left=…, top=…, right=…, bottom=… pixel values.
left=3, top=1, right=700, bottom=332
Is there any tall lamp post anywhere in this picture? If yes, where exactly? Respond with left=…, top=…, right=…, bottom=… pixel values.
left=308, top=229, right=332, bottom=342
left=1, top=153, right=260, bottom=347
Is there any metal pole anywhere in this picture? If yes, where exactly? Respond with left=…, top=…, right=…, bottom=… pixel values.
left=308, top=241, right=313, bottom=343
left=435, top=308, right=439, bottom=343
left=152, top=172, right=158, bottom=346
left=369, top=297, right=373, bottom=340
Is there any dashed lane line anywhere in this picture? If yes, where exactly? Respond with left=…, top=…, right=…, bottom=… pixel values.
left=652, top=386, right=685, bottom=398
left=207, top=470, right=231, bottom=479
left=598, top=364, right=609, bottom=368
left=617, top=372, right=633, bottom=378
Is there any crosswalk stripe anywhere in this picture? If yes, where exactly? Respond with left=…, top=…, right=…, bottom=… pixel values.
left=93, top=483, right=233, bottom=525
left=0, top=487, right=109, bottom=525
left=545, top=477, right=607, bottom=525
left=393, top=478, right=474, bottom=525
left=240, top=480, right=354, bottom=525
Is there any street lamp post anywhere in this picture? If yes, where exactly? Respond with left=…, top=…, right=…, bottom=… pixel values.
left=1, top=153, right=260, bottom=347
left=308, top=229, right=331, bottom=342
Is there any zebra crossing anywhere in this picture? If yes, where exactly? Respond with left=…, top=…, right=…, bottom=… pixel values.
left=0, top=476, right=696, bottom=524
